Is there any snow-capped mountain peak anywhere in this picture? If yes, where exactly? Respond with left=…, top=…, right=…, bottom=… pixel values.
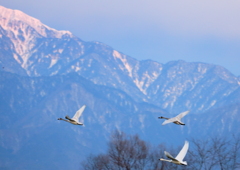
left=0, top=6, right=72, bottom=38
left=0, top=5, right=74, bottom=70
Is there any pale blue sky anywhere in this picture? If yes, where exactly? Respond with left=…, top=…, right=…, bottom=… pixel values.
left=1, top=0, right=240, bottom=75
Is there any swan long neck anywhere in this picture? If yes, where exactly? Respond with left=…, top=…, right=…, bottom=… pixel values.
left=159, top=116, right=169, bottom=120
left=160, top=158, right=172, bottom=163
left=58, top=118, right=70, bottom=123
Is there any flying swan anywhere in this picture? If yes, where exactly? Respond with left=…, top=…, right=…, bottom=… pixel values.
left=160, top=141, right=189, bottom=166
left=58, top=105, right=86, bottom=125
left=158, top=110, right=190, bottom=125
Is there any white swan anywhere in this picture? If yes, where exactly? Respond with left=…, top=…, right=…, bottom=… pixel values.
left=158, top=110, right=190, bottom=125
left=58, top=105, right=86, bottom=125
left=160, top=141, right=189, bottom=166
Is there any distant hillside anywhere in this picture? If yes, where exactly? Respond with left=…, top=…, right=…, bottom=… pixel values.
left=0, top=5, right=240, bottom=170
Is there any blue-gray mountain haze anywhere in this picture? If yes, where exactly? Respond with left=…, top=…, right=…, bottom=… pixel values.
left=0, top=5, right=240, bottom=170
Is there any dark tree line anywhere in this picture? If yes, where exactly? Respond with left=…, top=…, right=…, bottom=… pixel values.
left=80, top=131, right=240, bottom=170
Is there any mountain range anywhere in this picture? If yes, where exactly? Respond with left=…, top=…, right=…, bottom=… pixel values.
left=0, top=5, right=240, bottom=170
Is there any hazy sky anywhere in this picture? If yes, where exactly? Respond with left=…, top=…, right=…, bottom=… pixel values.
left=1, top=0, right=240, bottom=75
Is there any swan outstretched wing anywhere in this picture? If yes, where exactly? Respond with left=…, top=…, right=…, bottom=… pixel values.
left=175, top=110, right=190, bottom=120
left=72, top=105, right=86, bottom=121
left=175, top=141, right=189, bottom=162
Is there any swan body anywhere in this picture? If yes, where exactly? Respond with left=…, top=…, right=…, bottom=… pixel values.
left=158, top=110, right=190, bottom=125
left=160, top=141, right=189, bottom=166
left=58, top=105, right=86, bottom=125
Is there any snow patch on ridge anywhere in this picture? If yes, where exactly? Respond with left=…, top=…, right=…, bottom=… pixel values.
left=133, top=71, right=160, bottom=94
left=48, top=55, right=59, bottom=68
left=113, top=50, right=133, bottom=77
